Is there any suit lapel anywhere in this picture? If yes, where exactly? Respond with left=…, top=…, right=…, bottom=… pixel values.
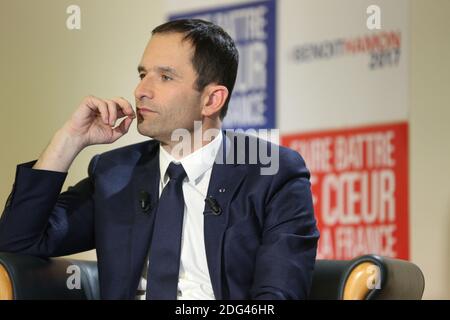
left=127, top=142, right=161, bottom=298
left=204, top=131, right=247, bottom=300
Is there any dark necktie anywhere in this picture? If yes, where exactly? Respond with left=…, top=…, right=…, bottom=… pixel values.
left=146, top=162, right=187, bottom=300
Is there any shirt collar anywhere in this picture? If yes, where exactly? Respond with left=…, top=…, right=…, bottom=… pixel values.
left=159, top=131, right=223, bottom=186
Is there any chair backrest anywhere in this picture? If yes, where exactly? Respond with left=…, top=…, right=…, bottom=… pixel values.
left=1, top=252, right=425, bottom=300
left=0, top=252, right=99, bottom=300
left=309, top=254, right=425, bottom=300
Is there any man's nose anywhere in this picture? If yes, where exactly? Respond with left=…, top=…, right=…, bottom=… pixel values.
left=134, top=76, right=155, bottom=101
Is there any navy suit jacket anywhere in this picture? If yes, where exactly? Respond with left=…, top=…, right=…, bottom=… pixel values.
left=0, top=131, right=319, bottom=299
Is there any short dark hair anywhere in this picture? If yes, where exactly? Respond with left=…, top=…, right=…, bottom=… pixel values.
left=152, top=19, right=239, bottom=120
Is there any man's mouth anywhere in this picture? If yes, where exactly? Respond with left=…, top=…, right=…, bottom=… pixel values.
left=137, top=106, right=158, bottom=114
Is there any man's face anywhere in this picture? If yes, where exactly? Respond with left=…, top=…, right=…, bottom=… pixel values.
left=134, top=32, right=203, bottom=143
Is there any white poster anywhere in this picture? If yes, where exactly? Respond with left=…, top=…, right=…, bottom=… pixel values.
left=278, top=0, right=409, bottom=132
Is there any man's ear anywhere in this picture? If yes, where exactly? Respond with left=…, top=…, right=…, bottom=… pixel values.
left=201, top=84, right=229, bottom=117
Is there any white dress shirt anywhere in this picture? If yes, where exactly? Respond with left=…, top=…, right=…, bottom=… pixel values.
left=137, top=132, right=223, bottom=300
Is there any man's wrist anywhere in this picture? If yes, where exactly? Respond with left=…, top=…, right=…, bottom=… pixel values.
left=32, top=127, right=85, bottom=172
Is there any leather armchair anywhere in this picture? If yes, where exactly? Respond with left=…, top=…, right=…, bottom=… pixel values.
left=0, top=252, right=424, bottom=300
left=309, top=254, right=425, bottom=299
left=0, top=252, right=99, bottom=300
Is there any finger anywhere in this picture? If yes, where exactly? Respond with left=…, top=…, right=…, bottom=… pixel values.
left=115, top=108, right=127, bottom=120
left=109, top=98, right=131, bottom=125
left=111, top=100, right=127, bottom=119
left=113, top=97, right=136, bottom=118
left=86, top=95, right=109, bottom=125
left=106, top=99, right=120, bottom=126
left=111, top=116, right=133, bottom=141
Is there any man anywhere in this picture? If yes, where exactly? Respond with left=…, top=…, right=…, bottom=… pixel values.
left=0, top=19, right=319, bottom=300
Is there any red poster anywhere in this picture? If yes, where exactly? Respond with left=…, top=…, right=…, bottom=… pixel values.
left=281, top=122, right=409, bottom=260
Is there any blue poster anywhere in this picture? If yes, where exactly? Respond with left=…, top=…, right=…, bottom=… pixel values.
left=169, top=0, right=276, bottom=130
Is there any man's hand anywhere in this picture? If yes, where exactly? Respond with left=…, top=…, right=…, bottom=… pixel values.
left=63, top=95, right=136, bottom=148
left=33, top=96, right=136, bottom=172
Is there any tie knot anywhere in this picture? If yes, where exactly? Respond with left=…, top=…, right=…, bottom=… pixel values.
left=167, top=162, right=187, bottom=181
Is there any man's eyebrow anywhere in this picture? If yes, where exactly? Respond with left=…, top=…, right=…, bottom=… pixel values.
left=137, top=65, right=146, bottom=73
left=137, top=65, right=181, bottom=77
left=157, top=66, right=180, bottom=77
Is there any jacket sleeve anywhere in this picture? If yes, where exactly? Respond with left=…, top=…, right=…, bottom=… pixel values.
left=250, top=150, right=320, bottom=300
left=0, top=155, right=99, bottom=257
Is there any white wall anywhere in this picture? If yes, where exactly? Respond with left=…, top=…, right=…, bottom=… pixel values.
left=0, top=0, right=165, bottom=260
left=410, top=0, right=450, bottom=300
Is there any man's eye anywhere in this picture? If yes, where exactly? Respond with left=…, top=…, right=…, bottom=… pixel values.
left=161, top=74, right=172, bottom=81
left=139, top=73, right=146, bottom=80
